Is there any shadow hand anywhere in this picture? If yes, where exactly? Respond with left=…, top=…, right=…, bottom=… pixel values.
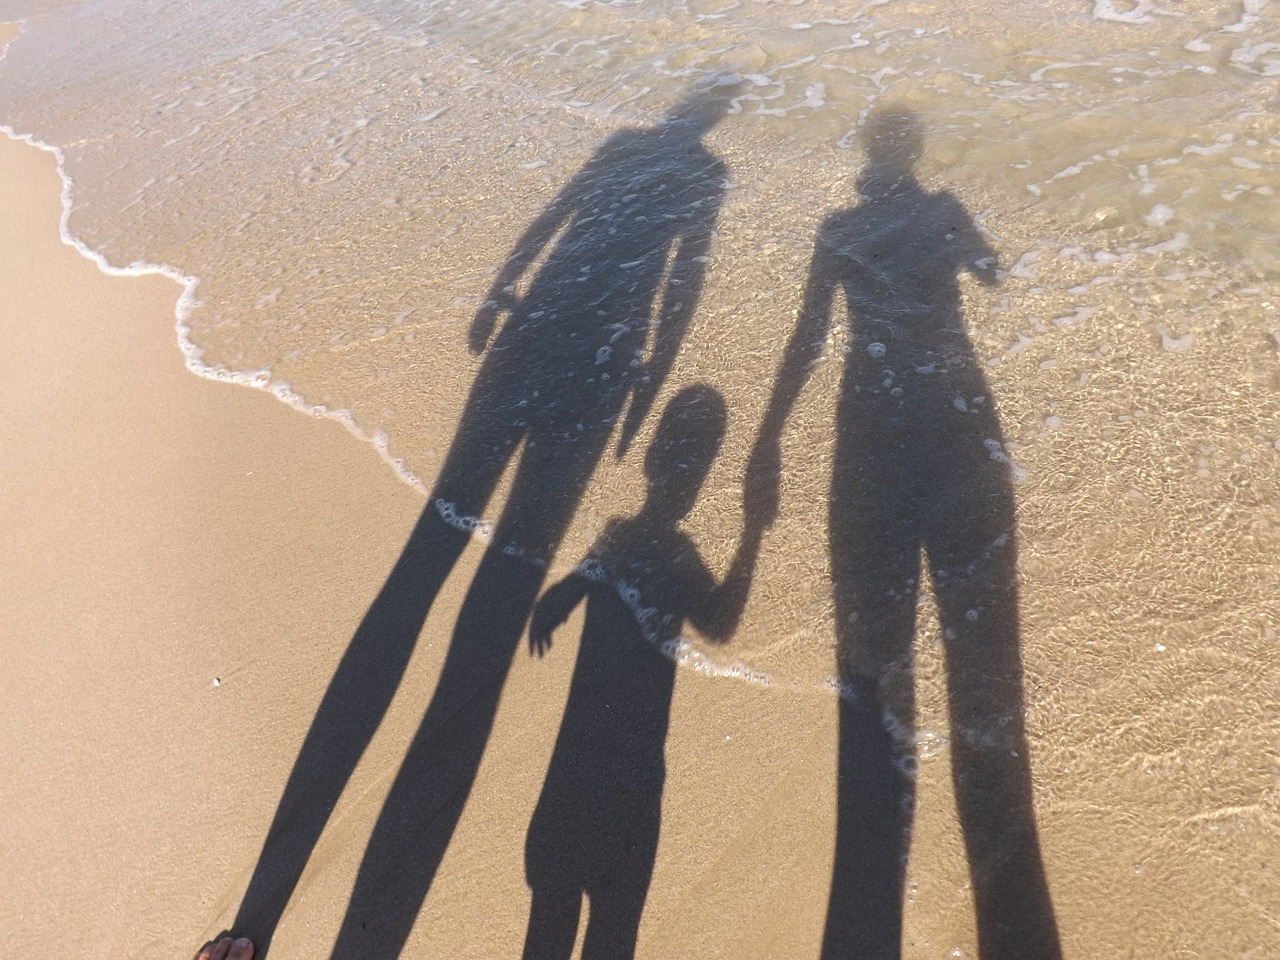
left=468, top=291, right=516, bottom=355
left=529, top=599, right=561, bottom=658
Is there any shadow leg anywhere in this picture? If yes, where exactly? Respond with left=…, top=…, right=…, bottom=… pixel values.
left=931, top=512, right=1062, bottom=960
left=232, top=508, right=469, bottom=951
left=822, top=459, right=920, bottom=960
left=522, top=887, right=584, bottom=960
left=580, top=882, right=649, bottom=960
left=328, top=414, right=618, bottom=960
left=234, top=365, right=525, bottom=954
left=329, top=548, right=547, bottom=959
left=822, top=685, right=915, bottom=960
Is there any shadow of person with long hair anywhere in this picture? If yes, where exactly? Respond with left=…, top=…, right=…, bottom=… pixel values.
left=521, top=384, right=770, bottom=960
left=749, top=108, right=1062, bottom=959
left=231, top=79, right=739, bottom=960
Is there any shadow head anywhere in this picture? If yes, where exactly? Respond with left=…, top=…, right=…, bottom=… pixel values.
left=643, top=384, right=727, bottom=520
left=861, top=107, right=924, bottom=175
left=662, top=75, right=744, bottom=137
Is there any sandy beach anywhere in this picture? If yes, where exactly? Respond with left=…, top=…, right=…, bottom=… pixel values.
left=0, top=130, right=847, bottom=960
left=7, top=120, right=1276, bottom=960
left=0, top=131, right=418, bottom=954
left=4, top=7, right=1280, bottom=958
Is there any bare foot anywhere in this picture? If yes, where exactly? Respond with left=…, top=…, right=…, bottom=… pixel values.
left=193, top=937, right=254, bottom=960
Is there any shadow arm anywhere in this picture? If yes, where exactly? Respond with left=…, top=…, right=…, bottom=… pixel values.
left=759, top=230, right=838, bottom=442
left=617, top=208, right=717, bottom=457
left=951, top=198, right=1001, bottom=286
left=744, top=227, right=839, bottom=522
left=687, top=519, right=768, bottom=643
left=469, top=175, right=582, bottom=353
left=528, top=573, right=590, bottom=657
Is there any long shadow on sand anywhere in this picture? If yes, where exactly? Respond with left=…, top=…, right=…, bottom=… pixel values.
left=750, top=109, right=1062, bottom=960
left=232, top=83, right=736, bottom=959
left=520, top=384, right=768, bottom=960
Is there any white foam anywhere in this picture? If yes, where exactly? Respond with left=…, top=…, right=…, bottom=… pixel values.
left=984, top=438, right=1029, bottom=483
left=1155, top=325, right=1196, bottom=352
left=1143, top=231, right=1189, bottom=254
left=1007, top=250, right=1039, bottom=279
left=1178, top=134, right=1235, bottom=160
left=1229, top=41, right=1280, bottom=75
left=1226, top=0, right=1267, bottom=33
left=0, top=121, right=434, bottom=499
left=1092, top=0, right=1160, bottom=25
left=1053, top=306, right=1099, bottom=327
left=1030, top=61, right=1102, bottom=83
left=1007, top=332, right=1036, bottom=355
left=433, top=498, right=494, bottom=541
left=1044, top=155, right=1104, bottom=183
left=660, top=638, right=773, bottom=685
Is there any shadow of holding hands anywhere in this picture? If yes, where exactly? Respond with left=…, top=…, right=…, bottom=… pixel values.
left=521, top=384, right=771, bottom=960
left=230, top=80, right=738, bottom=960
left=749, top=108, right=1063, bottom=959
left=227, top=86, right=1062, bottom=960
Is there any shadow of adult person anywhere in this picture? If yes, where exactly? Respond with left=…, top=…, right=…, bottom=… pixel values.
left=749, top=109, right=1062, bottom=960
left=231, top=78, right=739, bottom=959
left=521, top=384, right=771, bottom=960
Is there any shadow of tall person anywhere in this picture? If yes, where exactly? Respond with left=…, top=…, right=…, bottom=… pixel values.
left=231, top=79, right=738, bottom=960
left=521, top=384, right=770, bottom=960
left=749, top=109, right=1062, bottom=960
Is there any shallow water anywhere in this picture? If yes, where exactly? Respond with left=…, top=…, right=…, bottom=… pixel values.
left=2, top=0, right=1276, bottom=664
left=1, top=2, right=1278, bottom=954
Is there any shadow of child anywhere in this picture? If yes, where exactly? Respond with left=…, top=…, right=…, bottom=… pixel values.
left=521, top=384, right=769, bottom=960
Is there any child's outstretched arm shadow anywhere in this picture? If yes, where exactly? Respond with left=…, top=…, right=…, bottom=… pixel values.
left=529, top=576, right=591, bottom=658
